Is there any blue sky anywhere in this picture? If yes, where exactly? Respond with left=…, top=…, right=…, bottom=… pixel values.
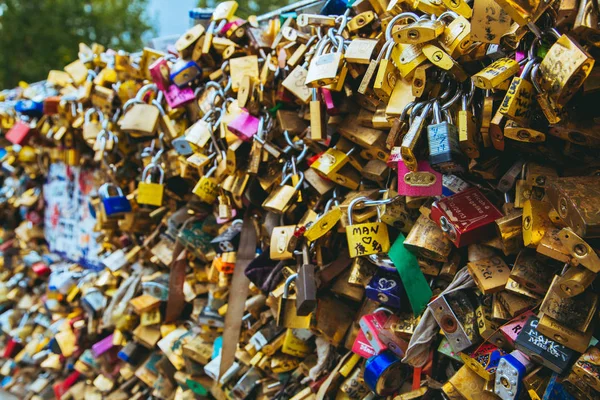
left=148, top=0, right=199, bottom=37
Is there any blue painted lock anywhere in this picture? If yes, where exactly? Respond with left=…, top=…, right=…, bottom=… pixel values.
left=365, top=268, right=406, bottom=309
left=15, top=99, right=44, bottom=117
left=170, top=59, right=202, bottom=88
left=99, top=183, right=132, bottom=216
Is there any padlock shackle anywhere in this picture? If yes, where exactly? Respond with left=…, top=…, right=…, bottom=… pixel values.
left=136, top=83, right=158, bottom=103
left=282, top=274, right=298, bottom=298
left=385, top=12, right=420, bottom=41
left=141, top=162, right=165, bottom=183
left=84, top=107, right=105, bottom=123
left=441, top=87, right=462, bottom=110
left=437, top=11, right=459, bottom=22
left=432, top=101, right=442, bottom=124
left=122, top=98, right=145, bottom=113
left=530, top=64, right=543, bottom=93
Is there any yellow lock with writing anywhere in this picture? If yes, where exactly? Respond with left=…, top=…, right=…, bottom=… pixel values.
left=345, top=197, right=390, bottom=258
left=137, top=163, right=165, bottom=207
left=193, top=162, right=219, bottom=204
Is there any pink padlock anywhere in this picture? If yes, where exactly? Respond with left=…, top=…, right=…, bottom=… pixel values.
left=6, top=120, right=32, bottom=145
left=387, top=147, right=402, bottom=168
left=227, top=110, right=260, bottom=141
left=164, top=84, right=196, bottom=109
left=397, top=160, right=442, bottom=197
left=216, top=208, right=238, bottom=224
left=359, top=309, right=390, bottom=355
left=148, top=57, right=170, bottom=92
left=499, top=310, right=535, bottom=347
left=319, top=88, right=339, bottom=115
left=352, top=329, right=376, bottom=358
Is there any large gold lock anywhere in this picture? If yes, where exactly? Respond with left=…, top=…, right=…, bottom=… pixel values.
left=305, top=36, right=345, bottom=88
left=276, top=275, right=312, bottom=329
left=345, top=197, right=391, bottom=258
left=393, top=15, right=444, bottom=44
left=120, top=84, right=160, bottom=137
left=472, top=58, right=520, bottom=89
left=538, top=29, right=595, bottom=108
left=262, top=172, right=304, bottom=214
left=192, top=163, right=219, bottom=204
left=137, top=163, right=165, bottom=207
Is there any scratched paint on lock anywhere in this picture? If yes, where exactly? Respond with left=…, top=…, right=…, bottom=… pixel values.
left=43, top=163, right=102, bottom=270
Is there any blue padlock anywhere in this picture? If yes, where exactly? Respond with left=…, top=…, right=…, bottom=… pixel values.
left=99, top=183, right=132, bottom=216
left=365, top=268, right=406, bottom=309
left=15, top=99, right=44, bottom=117
left=170, top=59, right=202, bottom=88
left=494, top=350, right=532, bottom=400
left=364, top=350, right=408, bottom=396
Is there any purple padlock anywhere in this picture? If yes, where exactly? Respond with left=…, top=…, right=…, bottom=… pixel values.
left=164, top=84, right=196, bottom=109
left=365, top=269, right=405, bottom=309
left=92, top=334, right=114, bottom=358
left=227, top=110, right=260, bottom=141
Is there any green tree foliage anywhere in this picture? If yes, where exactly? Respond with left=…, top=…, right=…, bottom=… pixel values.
left=196, top=0, right=296, bottom=19
left=0, top=0, right=155, bottom=89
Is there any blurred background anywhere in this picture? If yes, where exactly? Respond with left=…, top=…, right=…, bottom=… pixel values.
left=0, top=0, right=293, bottom=89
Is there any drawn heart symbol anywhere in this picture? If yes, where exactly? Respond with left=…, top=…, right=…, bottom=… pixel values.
left=378, top=278, right=397, bottom=290
left=362, top=237, right=372, bottom=245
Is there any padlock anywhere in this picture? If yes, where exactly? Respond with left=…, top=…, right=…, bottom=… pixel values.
left=262, top=172, right=304, bottom=214
left=427, top=100, right=466, bottom=173
left=148, top=57, right=171, bottom=92
left=192, top=162, right=219, bottom=204
left=431, top=187, right=504, bottom=247
left=82, top=108, right=105, bottom=145
left=170, top=58, right=202, bottom=88
left=295, top=243, right=317, bottom=316
left=509, top=249, right=554, bottom=295
left=98, top=183, right=132, bottom=217
left=538, top=29, right=595, bottom=108
left=472, top=58, right=520, bottom=90
left=499, top=58, right=536, bottom=126
left=227, top=110, right=260, bottom=141
left=365, top=269, right=405, bottom=309
left=546, top=176, right=600, bottom=239
left=360, top=308, right=408, bottom=358
left=311, top=146, right=358, bottom=179
left=539, top=275, right=597, bottom=334
left=514, top=316, right=576, bottom=374
left=493, top=350, right=533, bottom=400
left=137, top=163, right=165, bottom=207
left=120, top=85, right=160, bottom=137
left=394, top=14, right=444, bottom=44
left=372, top=42, right=399, bottom=102
left=175, top=24, right=206, bottom=58
left=276, top=274, right=312, bottom=329
left=572, top=346, right=600, bottom=392
left=5, top=120, right=33, bottom=145
left=305, top=35, right=345, bottom=88
left=345, top=197, right=391, bottom=258
left=400, top=102, right=432, bottom=172
left=467, top=256, right=511, bottom=294
left=429, top=290, right=480, bottom=353
left=363, top=351, right=408, bottom=396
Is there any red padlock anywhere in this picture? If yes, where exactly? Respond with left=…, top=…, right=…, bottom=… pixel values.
left=5, top=120, right=33, bottom=145
left=430, top=187, right=503, bottom=247
left=360, top=308, right=408, bottom=358
left=351, top=329, right=376, bottom=358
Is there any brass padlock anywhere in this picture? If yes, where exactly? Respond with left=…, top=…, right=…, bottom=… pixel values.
left=262, top=172, right=304, bottom=214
